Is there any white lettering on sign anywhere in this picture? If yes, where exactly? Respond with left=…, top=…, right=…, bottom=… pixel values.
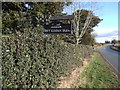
left=51, top=23, right=62, bottom=28
left=44, top=29, right=71, bottom=33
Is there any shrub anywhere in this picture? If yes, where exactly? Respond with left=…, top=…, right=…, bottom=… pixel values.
left=2, top=25, right=93, bottom=88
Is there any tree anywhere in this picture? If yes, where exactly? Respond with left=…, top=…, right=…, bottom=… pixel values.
left=81, top=30, right=96, bottom=45
left=66, top=9, right=101, bottom=45
left=105, top=40, right=110, bottom=44
left=72, top=9, right=92, bottom=44
left=69, top=2, right=102, bottom=45
left=111, top=39, right=117, bottom=44
left=2, top=2, right=71, bottom=34
left=118, top=40, right=120, bottom=44
left=72, top=9, right=102, bottom=45
left=62, top=9, right=101, bottom=45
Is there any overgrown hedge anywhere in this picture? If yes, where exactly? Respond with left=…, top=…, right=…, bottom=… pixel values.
left=2, top=26, right=93, bottom=88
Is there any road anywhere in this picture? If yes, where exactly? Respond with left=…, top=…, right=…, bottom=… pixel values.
left=99, top=45, right=120, bottom=74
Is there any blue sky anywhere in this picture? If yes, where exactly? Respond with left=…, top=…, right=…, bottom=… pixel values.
left=63, top=2, right=118, bottom=43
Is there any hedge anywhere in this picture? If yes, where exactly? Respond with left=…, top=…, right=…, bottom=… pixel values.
left=2, top=26, right=93, bottom=88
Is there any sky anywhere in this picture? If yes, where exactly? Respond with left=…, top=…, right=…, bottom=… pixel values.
left=63, top=2, right=118, bottom=43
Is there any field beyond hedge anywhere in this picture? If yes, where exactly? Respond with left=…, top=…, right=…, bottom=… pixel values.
left=2, top=26, right=94, bottom=88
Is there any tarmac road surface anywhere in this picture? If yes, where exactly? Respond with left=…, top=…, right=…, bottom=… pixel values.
left=99, top=45, right=120, bottom=74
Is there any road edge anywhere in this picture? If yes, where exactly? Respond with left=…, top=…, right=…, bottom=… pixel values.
left=98, top=51, right=120, bottom=80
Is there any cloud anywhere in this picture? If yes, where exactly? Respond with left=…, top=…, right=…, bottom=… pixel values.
left=93, top=27, right=118, bottom=43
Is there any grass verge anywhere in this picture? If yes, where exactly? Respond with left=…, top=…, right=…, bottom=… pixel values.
left=73, top=52, right=120, bottom=88
left=110, top=45, right=120, bottom=52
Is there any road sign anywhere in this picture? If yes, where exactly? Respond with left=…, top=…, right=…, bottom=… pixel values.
left=44, top=21, right=71, bottom=34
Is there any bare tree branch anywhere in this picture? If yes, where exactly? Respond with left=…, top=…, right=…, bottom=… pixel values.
left=71, top=1, right=96, bottom=44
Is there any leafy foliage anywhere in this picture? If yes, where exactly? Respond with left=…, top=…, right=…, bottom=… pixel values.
left=63, top=9, right=101, bottom=45
left=81, top=31, right=95, bottom=45
left=111, top=39, right=117, bottom=44
left=2, top=28, right=93, bottom=88
left=71, top=9, right=102, bottom=45
left=78, top=9, right=101, bottom=28
left=105, top=40, right=110, bottom=44
left=2, top=2, right=94, bottom=88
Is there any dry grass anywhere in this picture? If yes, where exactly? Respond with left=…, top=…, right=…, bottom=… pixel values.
left=58, top=58, right=91, bottom=88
